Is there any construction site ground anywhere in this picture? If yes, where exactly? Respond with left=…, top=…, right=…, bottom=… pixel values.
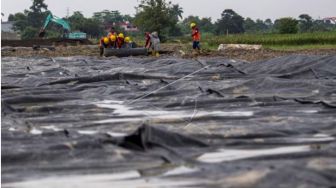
left=2, top=42, right=336, bottom=188
left=2, top=43, right=336, bottom=61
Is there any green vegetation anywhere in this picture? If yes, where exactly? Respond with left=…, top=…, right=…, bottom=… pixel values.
left=274, top=17, right=299, bottom=34
left=175, top=32, right=336, bottom=47
left=165, top=32, right=336, bottom=52
left=6, top=0, right=336, bottom=42
left=134, top=0, right=183, bottom=36
left=265, top=44, right=336, bottom=51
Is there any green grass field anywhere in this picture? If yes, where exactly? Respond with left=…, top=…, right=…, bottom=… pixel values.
left=171, top=31, right=336, bottom=51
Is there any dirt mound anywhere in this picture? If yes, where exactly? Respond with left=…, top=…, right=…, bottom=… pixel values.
left=1, top=38, right=92, bottom=47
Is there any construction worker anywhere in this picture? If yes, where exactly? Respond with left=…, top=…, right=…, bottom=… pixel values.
left=116, top=33, right=125, bottom=48
left=124, top=36, right=134, bottom=48
left=145, top=31, right=160, bottom=57
left=191, top=23, right=201, bottom=53
left=109, top=34, right=117, bottom=48
left=145, top=32, right=151, bottom=48
left=99, top=36, right=111, bottom=56
left=108, top=27, right=117, bottom=38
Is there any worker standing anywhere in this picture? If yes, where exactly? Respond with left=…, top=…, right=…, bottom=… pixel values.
left=108, top=27, right=117, bottom=37
left=116, top=33, right=125, bottom=48
left=99, top=37, right=111, bottom=56
left=145, top=32, right=151, bottom=49
left=145, top=31, right=160, bottom=57
left=191, top=23, right=201, bottom=54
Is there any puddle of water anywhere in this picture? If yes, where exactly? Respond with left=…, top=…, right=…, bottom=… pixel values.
left=77, top=130, right=127, bottom=137
left=29, top=128, right=43, bottom=135
left=107, top=131, right=128, bottom=137
left=198, top=145, right=311, bottom=163
left=296, top=110, right=319, bottom=114
left=41, top=125, right=63, bottom=132
left=23, top=125, right=128, bottom=138
left=296, top=134, right=335, bottom=142
left=94, top=100, right=253, bottom=124
left=3, top=170, right=200, bottom=188
left=162, top=166, right=198, bottom=176
left=77, top=130, right=99, bottom=135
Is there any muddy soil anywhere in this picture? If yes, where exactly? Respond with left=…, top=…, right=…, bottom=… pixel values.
left=1, top=38, right=92, bottom=47
left=2, top=44, right=336, bottom=62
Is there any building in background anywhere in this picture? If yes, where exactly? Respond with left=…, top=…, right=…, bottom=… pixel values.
left=104, top=21, right=139, bottom=34
left=1, top=21, right=20, bottom=40
left=322, top=17, right=336, bottom=24
left=118, top=21, right=139, bottom=32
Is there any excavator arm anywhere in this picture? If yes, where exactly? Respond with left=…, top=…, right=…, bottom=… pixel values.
left=39, top=13, right=71, bottom=37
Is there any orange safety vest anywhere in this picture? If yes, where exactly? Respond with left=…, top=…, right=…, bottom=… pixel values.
left=192, top=27, right=201, bottom=41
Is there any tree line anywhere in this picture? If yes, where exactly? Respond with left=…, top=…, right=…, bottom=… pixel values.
left=7, top=0, right=336, bottom=39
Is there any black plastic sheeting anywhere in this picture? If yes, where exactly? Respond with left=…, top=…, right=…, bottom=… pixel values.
left=104, top=48, right=148, bottom=57
left=2, top=55, right=336, bottom=187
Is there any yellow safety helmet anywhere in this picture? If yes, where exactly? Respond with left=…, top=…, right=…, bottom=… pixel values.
left=118, top=33, right=124, bottom=38
left=110, top=34, right=116, bottom=41
left=190, top=23, right=196, bottom=28
left=125, top=37, right=131, bottom=43
left=103, top=37, right=109, bottom=44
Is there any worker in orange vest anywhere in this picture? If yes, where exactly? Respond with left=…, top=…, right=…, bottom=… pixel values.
left=191, top=23, right=201, bottom=53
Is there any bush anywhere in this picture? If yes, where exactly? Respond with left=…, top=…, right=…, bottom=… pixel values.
left=274, top=17, right=298, bottom=34
left=21, top=27, right=40, bottom=39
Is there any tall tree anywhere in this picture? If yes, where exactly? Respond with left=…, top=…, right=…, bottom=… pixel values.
left=8, top=14, right=15, bottom=21
left=167, top=3, right=183, bottom=36
left=26, top=0, right=50, bottom=28
left=298, top=14, right=313, bottom=33
left=310, top=20, right=329, bottom=32
left=11, top=13, right=29, bottom=32
left=274, top=17, right=298, bottom=34
left=68, top=11, right=104, bottom=38
left=243, top=17, right=256, bottom=33
left=255, top=19, right=268, bottom=32
left=134, top=0, right=183, bottom=36
left=180, top=16, right=215, bottom=35
left=93, top=10, right=124, bottom=25
left=215, top=9, right=245, bottom=34
left=67, top=11, right=86, bottom=30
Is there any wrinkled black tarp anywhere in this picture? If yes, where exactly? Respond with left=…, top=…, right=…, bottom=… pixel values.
left=2, top=55, right=336, bottom=187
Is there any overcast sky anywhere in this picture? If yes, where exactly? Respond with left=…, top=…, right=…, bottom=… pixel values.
left=1, top=0, right=335, bottom=22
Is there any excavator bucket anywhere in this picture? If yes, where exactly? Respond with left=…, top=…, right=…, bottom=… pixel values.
left=38, top=30, right=46, bottom=38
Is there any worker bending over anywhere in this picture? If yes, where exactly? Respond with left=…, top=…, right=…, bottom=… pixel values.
left=99, top=37, right=112, bottom=56
left=116, top=33, right=125, bottom=49
left=125, top=37, right=135, bottom=48
left=145, top=32, right=160, bottom=57
left=191, top=23, right=201, bottom=54
left=109, top=34, right=117, bottom=48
